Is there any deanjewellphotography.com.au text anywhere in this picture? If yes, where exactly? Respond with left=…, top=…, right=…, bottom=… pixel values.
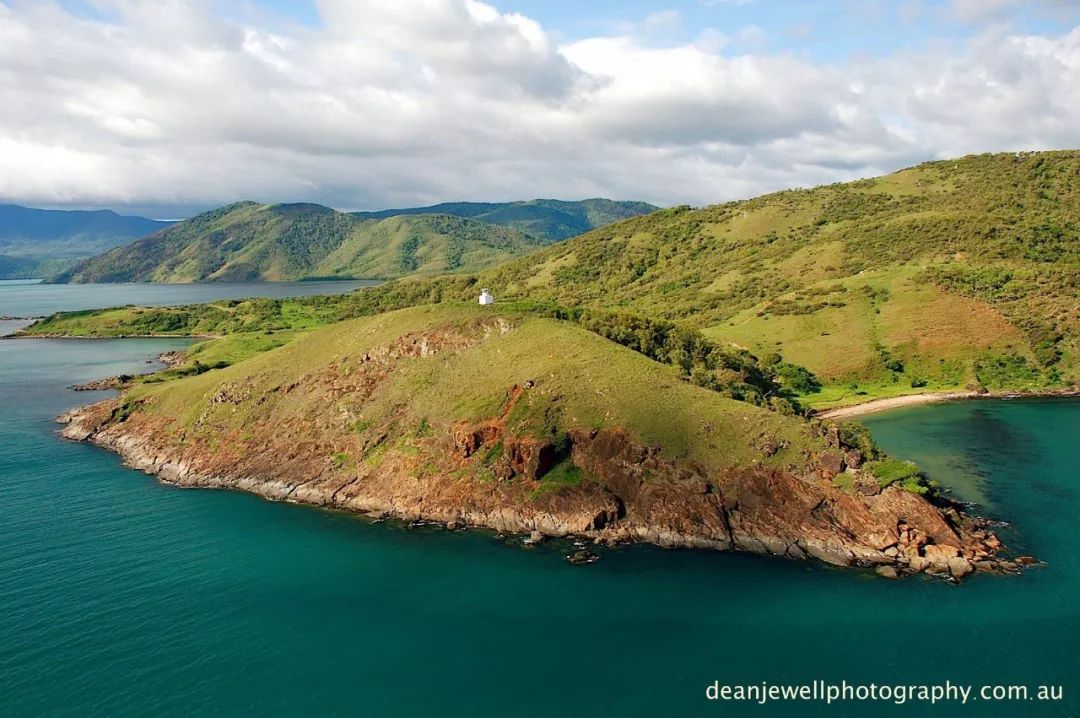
left=705, top=680, right=1064, bottom=707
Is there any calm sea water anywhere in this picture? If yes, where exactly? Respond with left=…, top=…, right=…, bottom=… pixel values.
left=1, top=287, right=1078, bottom=717
left=0, top=279, right=379, bottom=319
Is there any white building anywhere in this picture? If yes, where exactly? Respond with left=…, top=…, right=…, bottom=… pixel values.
left=478, top=288, right=495, bottom=306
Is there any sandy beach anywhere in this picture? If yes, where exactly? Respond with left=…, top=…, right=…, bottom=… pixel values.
left=816, top=387, right=1080, bottom=420
left=816, top=392, right=982, bottom=420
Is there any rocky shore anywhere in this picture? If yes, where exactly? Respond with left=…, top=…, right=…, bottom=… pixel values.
left=156, top=351, right=187, bottom=368
left=70, top=352, right=187, bottom=391
left=58, top=396, right=1016, bottom=581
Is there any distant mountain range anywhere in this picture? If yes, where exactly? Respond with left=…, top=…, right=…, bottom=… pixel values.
left=51, top=198, right=658, bottom=283
left=0, top=204, right=172, bottom=279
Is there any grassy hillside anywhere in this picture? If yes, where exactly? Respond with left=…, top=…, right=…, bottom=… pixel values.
left=53, top=198, right=657, bottom=284
left=53, top=202, right=550, bottom=283
left=0, top=204, right=170, bottom=279
left=68, top=301, right=1017, bottom=577
left=354, top=198, right=659, bottom=241
left=26, top=151, right=1080, bottom=407
left=122, top=304, right=824, bottom=471
left=477, top=151, right=1079, bottom=404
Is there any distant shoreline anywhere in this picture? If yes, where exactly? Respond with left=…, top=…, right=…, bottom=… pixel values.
left=817, top=388, right=1080, bottom=420
left=1, top=333, right=215, bottom=340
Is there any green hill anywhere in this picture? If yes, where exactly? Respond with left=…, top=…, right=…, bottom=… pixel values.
left=59, top=303, right=1008, bottom=575
left=52, top=202, right=553, bottom=283
left=52, top=198, right=657, bottom=284
left=478, top=151, right=1079, bottom=404
left=26, top=151, right=1080, bottom=407
left=0, top=203, right=170, bottom=279
left=33, top=153, right=1063, bottom=574
left=353, top=198, right=658, bottom=241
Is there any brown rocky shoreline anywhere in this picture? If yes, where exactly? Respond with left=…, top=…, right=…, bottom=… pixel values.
left=57, top=394, right=1020, bottom=581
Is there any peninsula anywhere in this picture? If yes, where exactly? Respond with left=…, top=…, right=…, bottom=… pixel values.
left=34, top=151, right=1080, bottom=579
left=57, top=304, right=1010, bottom=579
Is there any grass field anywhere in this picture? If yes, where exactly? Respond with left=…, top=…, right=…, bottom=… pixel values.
left=127, top=304, right=823, bottom=469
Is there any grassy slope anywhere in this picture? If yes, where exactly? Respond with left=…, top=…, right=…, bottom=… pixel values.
left=125, top=304, right=822, bottom=470
left=53, top=202, right=550, bottom=283
left=27, top=152, right=1080, bottom=408
left=478, top=152, right=1079, bottom=405
left=353, top=198, right=659, bottom=241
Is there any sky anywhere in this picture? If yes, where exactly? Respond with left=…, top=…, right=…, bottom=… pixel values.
left=2, top=0, right=1080, bottom=217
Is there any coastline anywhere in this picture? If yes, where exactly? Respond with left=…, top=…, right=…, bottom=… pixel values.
left=816, top=387, right=1080, bottom=420
left=56, top=392, right=1016, bottom=580
left=1, top=332, right=218, bottom=340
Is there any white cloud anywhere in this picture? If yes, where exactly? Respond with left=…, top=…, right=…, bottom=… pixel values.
left=948, top=0, right=1080, bottom=24
left=642, top=10, right=683, bottom=36
left=948, top=0, right=1023, bottom=24
left=0, top=0, right=1078, bottom=212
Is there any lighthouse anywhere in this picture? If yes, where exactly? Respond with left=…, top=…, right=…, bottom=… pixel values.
left=478, top=288, right=495, bottom=306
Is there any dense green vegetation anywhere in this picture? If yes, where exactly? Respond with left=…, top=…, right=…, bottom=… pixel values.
left=23, top=275, right=479, bottom=336
left=26, top=152, right=1080, bottom=410
left=476, top=151, right=1079, bottom=404
left=864, top=458, right=931, bottom=495
left=53, top=198, right=657, bottom=284
left=0, top=254, right=49, bottom=279
left=52, top=203, right=552, bottom=283
left=353, top=198, right=658, bottom=242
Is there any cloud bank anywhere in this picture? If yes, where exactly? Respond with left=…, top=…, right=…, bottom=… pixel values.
left=1, top=0, right=1079, bottom=212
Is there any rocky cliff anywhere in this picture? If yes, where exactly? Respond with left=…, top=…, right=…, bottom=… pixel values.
left=57, top=306, right=1014, bottom=579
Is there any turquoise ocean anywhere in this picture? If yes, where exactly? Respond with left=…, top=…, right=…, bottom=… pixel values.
left=0, top=282, right=1077, bottom=717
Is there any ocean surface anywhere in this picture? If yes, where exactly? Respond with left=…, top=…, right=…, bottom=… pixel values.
left=0, top=279, right=379, bottom=319
left=1, top=286, right=1078, bottom=717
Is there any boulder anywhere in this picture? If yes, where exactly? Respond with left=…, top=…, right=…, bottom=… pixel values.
left=948, top=557, right=974, bottom=578
left=855, top=476, right=881, bottom=496
left=908, top=556, right=929, bottom=572
left=505, top=437, right=558, bottom=481
left=566, top=549, right=599, bottom=565
left=875, top=565, right=900, bottom=579
left=923, top=543, right=960, bottom=562
left=818, top=452, right=845, bottom=475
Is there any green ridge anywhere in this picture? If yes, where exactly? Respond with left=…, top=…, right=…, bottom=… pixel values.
left=123, top=304, right=825, bottom=470
left=354, top=198, right=659, bottom=242
left=26, top=151, right=1080, bottom=408
left=52, top=203, right=548, bottom=283
left=53, top=198, right=658, bottom=284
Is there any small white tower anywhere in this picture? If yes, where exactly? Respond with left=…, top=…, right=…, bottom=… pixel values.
left=478, top=288, right=495, bottom=306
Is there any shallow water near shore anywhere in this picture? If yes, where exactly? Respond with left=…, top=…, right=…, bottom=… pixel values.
left=1, top=300, right=1078, bottom=716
